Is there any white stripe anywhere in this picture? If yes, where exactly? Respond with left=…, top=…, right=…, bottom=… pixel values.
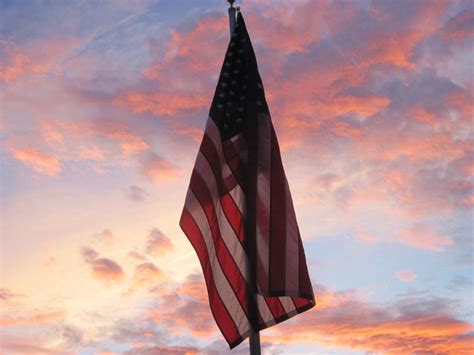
left=256, top=294, right=276, bottom=326
left=194, top=151, right=250, bottom=282
left=279, top=296, right=297, bottom=316
left=184, top=189, right=251, bottom=336
left=229, top=185, right=246, bottom=220
left=285, top=178, right=300, bottom=292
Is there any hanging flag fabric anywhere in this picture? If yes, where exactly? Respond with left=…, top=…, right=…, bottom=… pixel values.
left=179, top=11, right=315, bottom=349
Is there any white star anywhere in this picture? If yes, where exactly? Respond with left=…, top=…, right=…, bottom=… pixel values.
left=240, top=95, right=245, bottom=100
left=221, top=82, right=227, bottom=88
left=224, top=62, right=231, bottom=67
left=257, top=83, right=262, bottom=89
left=233, top=69, right=239, bottom=74
left=229, top=90, right=234, bottom=96
left=227, top=52, right=234, bottom=57
left=238, top=49, right=244, bottom=54
left=257, top=100, right=262, bottom=106
left=223, top=72, right=229, bottom=77
left=238, top=107, right=244, bottom=112
left=219, top=93, right=225, bottom=98
left=217, top=104, right=223, bottom=109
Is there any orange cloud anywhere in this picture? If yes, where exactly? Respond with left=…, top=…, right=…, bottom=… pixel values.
left=145, top=229, right=173, bottom=257
left=7, top=146, right=61, bottom=176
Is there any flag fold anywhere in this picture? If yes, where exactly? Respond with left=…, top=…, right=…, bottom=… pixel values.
left=180, top=11, right=315, bottom=349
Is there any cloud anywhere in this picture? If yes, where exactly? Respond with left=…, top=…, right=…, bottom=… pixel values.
left=396, top=224, right=454, bottom=252
left=124, top=345, right=198, bottom=354
left=265, top=284, right=474, bottom=353
left=147, top=274, right=216, bottom=338
left=138, top=152, right=182, bottom=184
left=439, top=9, right=474, bottom=40
left=0, top=310, right=65, bottom=327
left=5, top=145, right=62, bottom=176
left=145, top=229, right=173, bottom=257
left=93, top=229, right=116, bottom=246
left=125, top=185, right=149, bottom=202
left=0, top=288, right=24, bottom=301
left=126, top=262, right=164, bottom=294
left=113, top=91, right=210, bottom=117
left=395, top=269, right=417, bottom=282
left=81, top=247, right=124, bottom=283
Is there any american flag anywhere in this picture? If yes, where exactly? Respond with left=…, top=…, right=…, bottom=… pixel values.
left=179, top=11, right=315, bottom=349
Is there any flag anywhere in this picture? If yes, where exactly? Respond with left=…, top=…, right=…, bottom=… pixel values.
left=179, top=11, right=315, bottom=349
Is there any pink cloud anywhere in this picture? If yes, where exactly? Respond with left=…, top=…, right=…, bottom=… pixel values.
left=147, top=274, right=216, bottom=338
left=93, top=229, right=116, bottom=246
left=0, top=310, right=65, bottom=327
left=0, top=288, right=24, bottom=301
left=265, top=284, right=474, bottom=353
left=126, top=262, right=164, bottom=295
left=138, top=152, right=182, bottom=184
left=113, top=90, right=210, bottom=118
left=0, top=37, right=81, bottom=84
left=6, top=146, right=61, bottom=176
left=396, top=224, right=454, bottom=252
left=395, top=269, right=417, bottom=282
left=440, top=9, right=474, bottom=40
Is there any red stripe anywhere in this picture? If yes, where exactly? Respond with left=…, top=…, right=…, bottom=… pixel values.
left=179, top=209, right=240, bottom=344
left=263, top=296, right=288, bottom=320
left=269, top=123, right=287, bottom=291
left=190, top=170, right=250, bottom=318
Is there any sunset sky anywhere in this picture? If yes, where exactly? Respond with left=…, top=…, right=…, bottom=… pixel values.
left=1, top=0, right=473, bottom=353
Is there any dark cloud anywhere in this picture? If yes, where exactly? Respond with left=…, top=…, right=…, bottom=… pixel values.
left=125, top=184, right=149, bottom=202
left=80, top=247, right=124, bottom=283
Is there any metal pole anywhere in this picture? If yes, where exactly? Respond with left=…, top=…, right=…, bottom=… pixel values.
left=226, top=1, right=261, bottom=354
left=227, top=0, right=236, bottom=36
left=249, top=328, right=261, bottom=355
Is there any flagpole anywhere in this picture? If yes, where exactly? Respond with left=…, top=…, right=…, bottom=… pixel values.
left=227, top=0, right=236, bottom=36
left=227, top=2, right=261, bottom=354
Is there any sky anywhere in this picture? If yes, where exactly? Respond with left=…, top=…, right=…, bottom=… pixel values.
left=0, top=0, right=473, bottom=353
